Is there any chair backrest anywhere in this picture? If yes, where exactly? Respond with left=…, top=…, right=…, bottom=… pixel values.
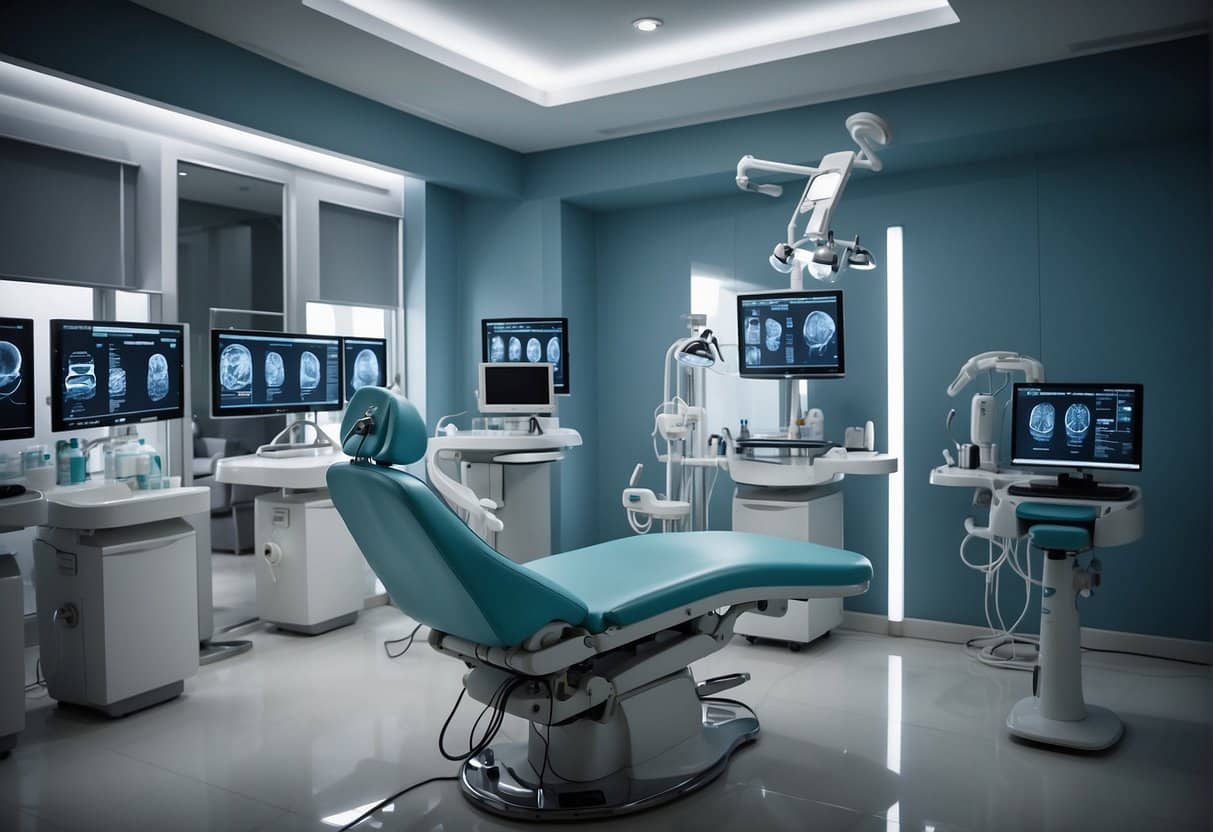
left=327, top=388, right=587, bottom=647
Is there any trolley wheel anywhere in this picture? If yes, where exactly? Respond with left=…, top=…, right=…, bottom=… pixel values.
left=744, top=636, right=758, bottom=645
left=788, top=643, right=802, bottom=653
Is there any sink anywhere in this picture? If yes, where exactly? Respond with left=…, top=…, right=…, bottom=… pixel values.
left=0, top=490, right=47, bottom=532
left=46, top=483, right=209, bottom=530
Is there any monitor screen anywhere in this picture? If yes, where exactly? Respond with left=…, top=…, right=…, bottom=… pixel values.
left=1011, top=383, right=1143, bottom=471
left=479, top=363, right=554, bottom=413
left=342, top=336, right=387, bottom=401
left=0, top=317, right=35, bottom=441
left=211, top=329, right=342, bottom=418
left=736, top=290, right=845, bottom=378
left=482, top=317, right=570, bottom=394
left=51, top=320, right=186, bottom=432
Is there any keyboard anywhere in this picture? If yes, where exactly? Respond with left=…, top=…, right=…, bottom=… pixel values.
left=1007, top=482, right=1132, bottom=502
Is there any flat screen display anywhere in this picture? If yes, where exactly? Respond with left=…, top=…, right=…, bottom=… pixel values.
left=211, top=329, right=342, bottom=418
left=736, top=290, right=844, bottom=378
left=342, top=336, right=387, bottom=401
left=0, top=317, right=35, bottom=441
left=479, top=363, right=554, bottom=413
left=51, top=320, right=186, bottom=431
left=1011, top=383, right=1143, bottom=471
left=482, top=317, right=570, bottom=394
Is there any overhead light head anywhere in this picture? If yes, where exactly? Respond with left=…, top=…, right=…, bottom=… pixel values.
left=769, top=242, right=795, bottom=274
left=847, top=245, right=877, bottom=271
left=676, top=329, right=724, bottom=368
left=632, top=17, right=663, bottom=32
left=178, top=170, right=188, bottom=177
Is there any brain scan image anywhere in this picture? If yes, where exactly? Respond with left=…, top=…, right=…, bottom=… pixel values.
left=1028, top=402, right=1055, bottom=441
left=802, top=310, right=836, bottom=356
left=546, top=337, right=560, bottom=364
left=763, top=318, right=783, bottom=352
left=147, top=353, right=170, bottom=402
left=526, top=337, right=542, bottom=363
left=0, top=341, right=21, bottom=398
left=744, top=317, right=761, bottom=346
left=108, top=367, right=127, bottom=397
left=264, top=351, right=285, bottom=388
left=489, top=335, right=506, bottom=362
left=219, top=344, right=253, bottom=391
left=745, top=345, right=761, bottom=366
left=299, top=351, right=320, bottom=391
left=1064, top=403, right=1091, bottom=442
left=350, top=348, right=379, bottom=391
left=64, top=351, right=96, bottom=401
left=508, top=337, right=522, bottom=361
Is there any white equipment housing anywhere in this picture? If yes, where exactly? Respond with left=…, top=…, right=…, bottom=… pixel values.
left=0, top=554, right=24, bottom=754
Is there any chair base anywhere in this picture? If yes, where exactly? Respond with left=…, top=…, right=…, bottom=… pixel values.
left=1007, top=697, right=1123, bottom=751
left=461, top=699, right=759, bottom=822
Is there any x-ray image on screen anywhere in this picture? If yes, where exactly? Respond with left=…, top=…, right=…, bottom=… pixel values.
left=736, top=290, right=844, bottom=378
left=342, top=337, right=387, bottom=401
left=0, top=318, right=35, bottom=440
left=212, top=330, right=341, bottom=417
left=482, top=317, right=571, bottom=394
left=1011, top=383, right=1143, bottom=471
left=51, top=320, right=185, bottom=431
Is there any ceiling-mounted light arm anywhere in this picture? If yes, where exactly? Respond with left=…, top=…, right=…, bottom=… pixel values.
left=845, top=112, right=892, bottom=172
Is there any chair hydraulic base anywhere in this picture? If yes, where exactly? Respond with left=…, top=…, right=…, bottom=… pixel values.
left=1007, top=697, right=1123, bottom=751
left=461, top=699, right=759, bottom=822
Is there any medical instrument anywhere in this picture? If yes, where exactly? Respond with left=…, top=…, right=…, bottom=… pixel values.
left=482, top=317, right=571, bottom=394
left=210, top=328, right=342, bottom=418
left=736, top=112, right=890, bottom=287
left=476, top=362, right=555, bottom=414
left=51, top=320, right=186, bottom=431
left=945, top=350, right=1045, bottom=472
left=328, top=387, right=874, bottom=820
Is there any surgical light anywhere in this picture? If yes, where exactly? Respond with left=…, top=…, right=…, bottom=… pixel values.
left=676, top=329, right=723, bottom=368
left=769, top=243, right=795, bottom=273
left=632, top=17, right=663, bottom=32
left=846, top=238, right=877, bottom=271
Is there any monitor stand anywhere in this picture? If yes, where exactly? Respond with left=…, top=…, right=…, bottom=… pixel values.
left=1007, top=472, right=1132, bottom=502
left=256, top=418, right=340, bottom=459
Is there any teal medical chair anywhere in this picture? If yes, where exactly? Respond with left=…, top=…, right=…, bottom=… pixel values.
left=327, top=388, right=873, bottom=822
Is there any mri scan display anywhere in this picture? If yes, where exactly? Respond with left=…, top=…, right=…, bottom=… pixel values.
left=212, top=330, right=341, bottom=417
left=482, top=317, right=570, bottom=394
left=342, top=337, right=387, bottom=400
left=264, top=351, right=285, bottom=388
left=108, top=367, right=127, bottom=397
left=737, top=291, right=844, bottom=377
left=1028, top=402, right=1055, bottom=441
left=1011, top=384, right=1143, bottom=471
left=220, top=344, right=253, bottom=391
left=0, top=318, right=34, bottom=440
left=52, top=321, right=184, bottom=431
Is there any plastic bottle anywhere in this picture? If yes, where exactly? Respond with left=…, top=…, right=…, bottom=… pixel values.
left=135, top=438, right=162, bottom=490
left=56, top=440, right=71, bottom=486
left=67, top=438, right=86, bottom=484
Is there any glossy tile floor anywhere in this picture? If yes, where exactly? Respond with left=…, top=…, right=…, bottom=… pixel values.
left=210, top=552, right=257, bottom=631
left=3, top=605, right=1209, bottom=831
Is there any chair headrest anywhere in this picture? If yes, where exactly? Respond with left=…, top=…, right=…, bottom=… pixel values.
left=340, top=387, right=427, bottom=465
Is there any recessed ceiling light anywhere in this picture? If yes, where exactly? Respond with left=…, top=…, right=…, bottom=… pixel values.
left=178, top=170, right=188, bottom=176
left=632, top=17, right=663, bottom=33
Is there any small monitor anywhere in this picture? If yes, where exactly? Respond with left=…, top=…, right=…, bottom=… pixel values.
left=478, top=363, right=554, bottom=414
left=51, top=320, right=186, bottom=432
left=736, top=290, right=845, bottom=378
left=212, top=329, right=342, bottom=418
left=0, top=317, right=35, bottom=441
left=482, top=317, right=570, bottom=394
left=1011, top=383, right=1143, bottom=471
left=342, top=336, right=387, bottom=401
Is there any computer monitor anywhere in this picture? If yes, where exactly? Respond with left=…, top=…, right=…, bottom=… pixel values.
left=211, top=329, right=342, bottom=418
left=478, top=363, right=554, bottom=414
left=736, top=290, right=845, bottom=378
left=50, top=319, right=186, bottom=432
left=1011, top=383, right=1143, bottom=471
left=482, top=317, right=570, bottom=394
left=0, top=317, right=35, bottom=441
left=342, top=336, right=387, bottom=401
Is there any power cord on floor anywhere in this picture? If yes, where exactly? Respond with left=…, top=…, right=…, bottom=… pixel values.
left=383, top=623, right=424, bottom=659
left=336, top=775, right=459, bottom=831
left=1080, top=646, right=1210, bottom=667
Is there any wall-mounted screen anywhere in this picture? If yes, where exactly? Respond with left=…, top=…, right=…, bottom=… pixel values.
left=211, top=329, right=342, bottom=418
left=342, top=336, right=387, bottom=401
left=51, top=320, right=186, bottom=431
left=736, top=290, right=844, bottom=378
left=1011, top=383, right=1143, bottom=471
left=0, top=317, right=35, bottom=441
left=481, top=317, right=570, bottom=395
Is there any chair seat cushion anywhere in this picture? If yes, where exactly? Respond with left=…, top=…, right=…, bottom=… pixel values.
left=1015, top=502, right=1099, bottom=526
left=525, top=531, right=873, bottom=633
left=1026, top=523, right=1091, bottom=552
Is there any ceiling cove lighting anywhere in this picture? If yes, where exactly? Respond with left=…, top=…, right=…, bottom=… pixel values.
left=301, top=0, right=959, bottom=106
left=632, top=17, right=663, bottom=33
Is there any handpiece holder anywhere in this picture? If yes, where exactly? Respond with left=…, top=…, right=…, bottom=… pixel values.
left=256, top=418, right=341, bottom=459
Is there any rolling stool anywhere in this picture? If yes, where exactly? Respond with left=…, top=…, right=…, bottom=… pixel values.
left=1006, top=502, right=1122, bottom=751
